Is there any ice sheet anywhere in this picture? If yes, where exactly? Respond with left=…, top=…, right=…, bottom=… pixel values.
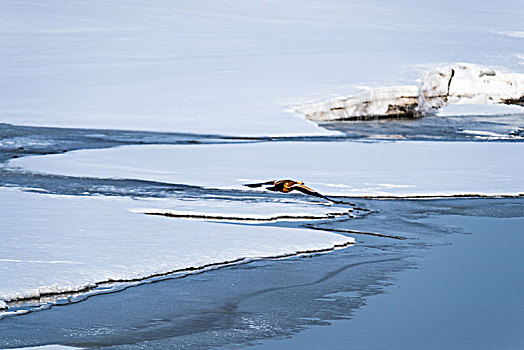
left=437, top=104, right=524, bottom=117
left=0, top=188, right=353, bottom=308
left=134, top=198, right=349, bottom=221
left=9, top=141, right=524, bottom=197
left=1, top=1, right=523, bottom=136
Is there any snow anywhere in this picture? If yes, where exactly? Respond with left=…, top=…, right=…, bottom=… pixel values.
left=0, top=187, right=353, bottom=308
left=134, top=198, right=349, bottom=221
left=499, top=31, right=524, bottom=39
left=459, top=130, right=510, bottom=139
left=298, top=64, right=524, bottom=121
left=437, top=103, right=524, bottom=117
left=297, top=86, right=420, bottom=121
left=422, top=65, right=524, bottom=107
left=9, top=141, right=524, bottom=197
left=1, top=1, right=523, bottom=136
left=517, top=54, right=524, bottom=65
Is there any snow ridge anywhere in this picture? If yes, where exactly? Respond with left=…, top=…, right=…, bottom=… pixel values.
left=297, top=64, right=524, bottom=121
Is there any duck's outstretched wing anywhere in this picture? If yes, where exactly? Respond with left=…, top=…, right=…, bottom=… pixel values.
left=289, top=184, right=333, bottom=201
left=290, top=184, right=356, bottom=206
left=243, top=180, right=276, bottom=188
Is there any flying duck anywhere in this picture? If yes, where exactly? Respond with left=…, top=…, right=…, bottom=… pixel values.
left=243, top=179, right=345, bottom=204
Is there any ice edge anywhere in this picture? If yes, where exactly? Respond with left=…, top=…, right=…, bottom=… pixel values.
left=0, top=238, right=355, bottom=315
left=139, top=209, right=351, bottom=222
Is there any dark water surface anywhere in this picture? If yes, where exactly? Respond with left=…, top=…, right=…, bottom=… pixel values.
left=253, top=215, right=524, bottom=350
left=321, top=113, right=524, bottom=141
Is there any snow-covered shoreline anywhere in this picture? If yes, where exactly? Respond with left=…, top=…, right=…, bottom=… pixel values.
left=3, top=1, right=524, bottom=137
left=297, top=65, right=524, bottom=121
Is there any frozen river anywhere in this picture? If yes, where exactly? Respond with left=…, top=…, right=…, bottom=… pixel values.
left=1, top=0, right=523, bottom=348
left=1, top=124, right=523, bottom=349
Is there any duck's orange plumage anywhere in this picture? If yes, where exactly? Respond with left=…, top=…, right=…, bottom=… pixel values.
left=244, top=179, right=337, bottom=202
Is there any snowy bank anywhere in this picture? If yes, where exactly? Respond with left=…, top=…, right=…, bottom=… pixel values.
left=8, top=141, right=524, bottom=197
left=2, top=2, right=524, bottom=136
left=298, top=65, right=524, bottom=121
left=0, top=188, right=353, bottom=311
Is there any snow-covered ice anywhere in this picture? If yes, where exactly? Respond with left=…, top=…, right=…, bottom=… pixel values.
left=499, top=31, right=524, bottom=39
left=1, top=1, right=523, bottom=136
left=134, top=197, right=349, bottom=221
left=0, top=187, right=353, bottom=309
left=9, top=141, right=524, bottom=197
left=437, top=103, right=524, bottom=117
